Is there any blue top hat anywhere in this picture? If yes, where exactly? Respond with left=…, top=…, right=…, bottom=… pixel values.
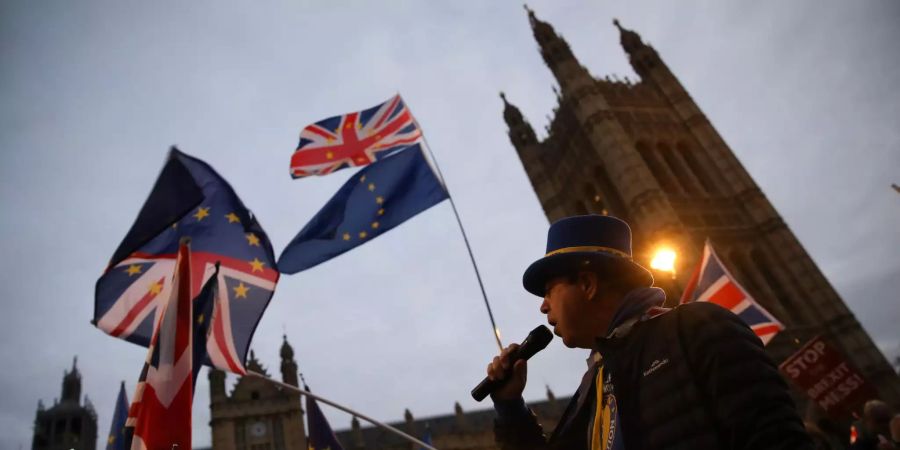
left=522, top=215, right=653, bottom=297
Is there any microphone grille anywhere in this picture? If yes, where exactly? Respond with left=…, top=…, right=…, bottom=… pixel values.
left=528, top=325, right=553, bottom=349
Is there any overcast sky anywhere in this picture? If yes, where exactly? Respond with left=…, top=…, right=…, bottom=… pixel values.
left=2, top=1, right=898, bottom=448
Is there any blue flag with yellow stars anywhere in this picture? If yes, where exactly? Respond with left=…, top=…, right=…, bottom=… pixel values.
left=106, top=381, right=129, bottom=450
left=278, top=144, right=448, bottom=274
left=419, top=423, right=433, bottom=450
left=94, top=147, right=279, bottom=375
left=305, top=387, right=346, bottom=450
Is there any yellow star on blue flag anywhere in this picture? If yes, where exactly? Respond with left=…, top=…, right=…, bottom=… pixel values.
left=278, top=145, right=447, bottom=274
left=105, top=381, right=129, bottom=450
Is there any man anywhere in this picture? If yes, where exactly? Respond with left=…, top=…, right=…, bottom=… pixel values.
left=487, top=215, right=812, bottom=449
left=849, top=400, right=895, bottom=449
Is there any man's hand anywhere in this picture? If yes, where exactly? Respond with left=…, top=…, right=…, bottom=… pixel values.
left=486, top=343, right=528, bottom=401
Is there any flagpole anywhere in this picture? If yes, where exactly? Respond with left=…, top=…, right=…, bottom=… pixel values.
left=246, top=371, right=439, bottom=450
left=402, top=96, right=504, bottom=352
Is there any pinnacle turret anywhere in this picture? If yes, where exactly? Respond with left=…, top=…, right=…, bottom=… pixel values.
left=500, top=92, right=537, bottom=149
left=524, top=7, right=591, bottom=95
left=500, top=92, right=525, bottom=126
left=526, top=5, right=555, bottom=45
left=280, top=335, right=300, bottom=387
left=611, top=18, right=660, bottom=79
left=209, top=368, right=226, bottom=400
left=613, top=18, right=646, bottom=54
left=61, top=355, right=82, bottom=403
left=280, top=334, right=294, bottom=360
left=526, top=7, right=573, bottom=57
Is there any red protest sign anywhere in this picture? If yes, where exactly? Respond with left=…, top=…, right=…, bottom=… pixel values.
left=779, top=335, right=878, bottom=419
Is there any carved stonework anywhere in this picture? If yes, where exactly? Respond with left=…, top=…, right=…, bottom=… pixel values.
left=208, top=339, right=306, bottom=450
left=504, top=10, right=900, bottom=410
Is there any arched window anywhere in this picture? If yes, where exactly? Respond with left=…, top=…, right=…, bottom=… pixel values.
left=592, top=165, right=628, bottom=219
left=636, top=141, right=679, bottom=193
left=678, top=142, right=717, bottom=195
left=751, top=249, right=800, bottom=321
left=659, top=142, right=700, bottom=196
left=678, top=142, right=721, bottom=194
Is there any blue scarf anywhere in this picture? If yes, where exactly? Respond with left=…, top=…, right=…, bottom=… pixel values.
left=606, top=287, right=667, bottom=335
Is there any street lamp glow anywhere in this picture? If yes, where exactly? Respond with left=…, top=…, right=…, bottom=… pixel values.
left=650, top=247, right=677, bottom=273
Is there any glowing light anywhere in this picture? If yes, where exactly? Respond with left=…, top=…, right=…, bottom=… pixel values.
left=495, top=327, right=502, bottom=341
left=650, top=247, right=677, bottom=273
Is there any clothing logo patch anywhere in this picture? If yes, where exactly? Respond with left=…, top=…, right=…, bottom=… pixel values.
left=642, top=358, right=669, bottom=377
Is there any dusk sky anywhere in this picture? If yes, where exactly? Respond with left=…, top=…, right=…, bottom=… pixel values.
left=1, top=1, right=898, bottom=448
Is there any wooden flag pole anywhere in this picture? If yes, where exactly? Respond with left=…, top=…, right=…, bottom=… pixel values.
left=247, top=371, right=439, bottom=450
left=402, top=95, right=504, bottom=352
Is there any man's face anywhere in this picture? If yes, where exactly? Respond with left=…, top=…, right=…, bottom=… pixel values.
left=540, top=274, right=594, bottom=349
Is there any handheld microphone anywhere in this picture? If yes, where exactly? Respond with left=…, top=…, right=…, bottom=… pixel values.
left=470, top=325, right=553, bottom=402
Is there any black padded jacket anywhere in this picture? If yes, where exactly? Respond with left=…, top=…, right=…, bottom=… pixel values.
left=493, top=302, right=814, bottom=450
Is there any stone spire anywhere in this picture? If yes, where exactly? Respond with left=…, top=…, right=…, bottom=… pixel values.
left=613, top=19, right=645, bottom=54
left=525, top=6, right=590, bottom=83
left=612, top=18, right=659, bottom=79
left=351, top=416, right=364, bottom=448
left=404, top=408, right=417, bottom=436
left=524, top=7, right=591, bottom=94
left=454, top=401, right=468, bottom=429
left=280, top=334, right=299, bottom=387
left=526, top=5, right=559, bottom=46
left=61, top=356, right=81, bottom=404
left=500, top=92, right=537, bottom=149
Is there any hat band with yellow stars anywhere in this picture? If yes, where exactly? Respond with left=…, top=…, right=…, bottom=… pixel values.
left=545, top=245, right=631, bottom=260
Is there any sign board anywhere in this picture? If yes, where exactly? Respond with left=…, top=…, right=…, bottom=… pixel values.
left=779, top=335, right=878, bottom=419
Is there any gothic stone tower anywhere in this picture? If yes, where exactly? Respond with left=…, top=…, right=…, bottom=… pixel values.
left=209, top=337, right=306, bottom=450
left=503, top=8, right=899, bottom=407
left=32, top=357, right=98, bottom=450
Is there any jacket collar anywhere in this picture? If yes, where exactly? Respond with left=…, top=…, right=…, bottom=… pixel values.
left=592, top=287, right=666, bottom=359
left=607, top=287, right=666, bottom=334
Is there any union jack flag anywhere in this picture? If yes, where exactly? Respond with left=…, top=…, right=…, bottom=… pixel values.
left=124, top=240, right=194, bottom=450
left=289, top=94, right=423, bottom=178
left=680, top=240, right=783, bottom=345
left=95, top=148, right=278, bottom=375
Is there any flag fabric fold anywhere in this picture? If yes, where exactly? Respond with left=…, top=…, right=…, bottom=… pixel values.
left=278, top=145, right=448, bottom=274
left=105, top=381, right=129, bottom=450
left=305, top=387, right=346, bottom=450
left=680, top=240, right=784, bottom=345
left=191, top=262, right=219, bottom=388
left=290, top=94, right=423, bottom=178
left=124, top=240, right=194, bottom=450
left=94, top=147, right=278, bottom=375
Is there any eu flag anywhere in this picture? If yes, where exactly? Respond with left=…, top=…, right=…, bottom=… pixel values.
left=106, top=381, right=129, bottom=450
left=94, top=147, right=279, bottom=375
left=419, top=424, right=433, bottom=450
left=278, top=144, right=448, bottom=274
left=306, top=389, right=346, bottom=450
